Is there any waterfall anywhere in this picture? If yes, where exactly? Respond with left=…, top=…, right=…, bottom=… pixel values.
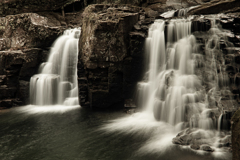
left=30, top=28, right=81, bottom=106
left=137, top=17, right=234, bottom=131
left=102, top=17, right=233, bottom=158
left=138, top=19, right=201, bottom=127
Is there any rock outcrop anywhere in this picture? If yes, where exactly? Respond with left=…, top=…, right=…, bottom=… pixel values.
left=0, top=12, right=66, bottom=108
left=232, top=108, right=240, bottom=160
left=0, top=13, right=65, bottom=51
left=78, top=4, right=146, bottom=108
left=188, top=0, right=240, bottom=15
left=0, top=49, right=46, bottom=108
left=0, top=0, right=83, bottom=17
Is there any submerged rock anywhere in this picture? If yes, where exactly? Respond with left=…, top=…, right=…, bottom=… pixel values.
left=201, top=145, right=215, bottom=152
left=0, top=0, right=82, bottom=17
left=172, top=134, right=192, bottom=145
left=190, top=144, right=200, bottom=150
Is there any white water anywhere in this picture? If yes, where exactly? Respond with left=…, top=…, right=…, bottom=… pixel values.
left=160, top=6, right=200, bottom=18
left=138, top=17, right=234, bottom=131
left=103, top=18, right=233, bottom=159
left=30, top=28, right=81, bottom=106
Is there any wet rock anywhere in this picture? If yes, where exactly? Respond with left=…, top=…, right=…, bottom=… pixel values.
left=1, top=13, right=65, bottom=51
left=17, top=80, right=30, bottom=105
left=79, top=4, right=143, bottom=108
left=0, top=99, right=14, bottom=108
left=201, top=145, right=214, bottom=152
left=125, top=109, right=136, bottom=114
left=80, top=5, right=139, bottom=63
left=129, top=31, right=146, bottom=38
left=231, top=108, right=240, bottom=160
left=190, top=144, right=200, bottom=150
left=124, top=99, right=136, bottom=108
left=191, top=18, right=211, bottom=32
left=219, top=109, right=235, bottom=131
left=134, top=24, right=141, bottom=30
left=172, top=137, right=182, bottom=145
left=145, top=9, right=159, bottom=18
left=142, top=18, right=155, bottom=25
left=188, top=0, right=240, bottom=15
left=0, top=0, right=82, bottom=17
left=94, top=0, right=145, bottom=6
left=176, top=130, right=185, bottom=137
left=0, top=49, right=44, bottom=107
left=219, top=135, right=232, bottom=147
left=172, top=134, right=192, bottom=145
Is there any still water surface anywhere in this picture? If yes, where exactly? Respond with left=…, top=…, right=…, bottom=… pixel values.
left=0, top=106, right=230, bottom=160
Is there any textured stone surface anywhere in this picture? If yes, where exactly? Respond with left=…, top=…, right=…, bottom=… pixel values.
left=0, top=0, right=82, bottom=17
left=232, top=109, right=240, bottom=160
left=0, top=11, right=67, bottom=108
left=0, top=13, right=65, bottom=51
left=0, top=49, right=45, bottom=107
left=188, top=0, right=240, bottom=15
left=78, top=4, right=146, bottom=108
left=201, top=145, right=215, bottom=152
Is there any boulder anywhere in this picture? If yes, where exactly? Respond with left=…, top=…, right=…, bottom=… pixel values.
left=172, top=134, right=192, bottom=145
left=0, top=13, right=65, bottom=51
left=190, top=144, right=200, bottom=150
left=79, top=4, right=144, bottom=108
left=201, top=145, right=215, bottom=152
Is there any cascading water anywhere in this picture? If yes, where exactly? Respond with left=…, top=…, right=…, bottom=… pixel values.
left=103, top=16, right=234, bottom=159
left=29, top=28, right=81, bottom=106
left=138, top=17, right=235, bottom=131
left=139, top=19, right=202, bottom=128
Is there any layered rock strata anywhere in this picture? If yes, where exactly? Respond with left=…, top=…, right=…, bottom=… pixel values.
left=78, top=4, right=144, bottom=108
left=0, top=13, right=66, bottom=108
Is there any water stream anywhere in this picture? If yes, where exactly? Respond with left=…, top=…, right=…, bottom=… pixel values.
left=0, top=15, right=234, bottom=160
left=29, top=28, right=81, bottom=106
left=102, top=17, right=233, bottom=159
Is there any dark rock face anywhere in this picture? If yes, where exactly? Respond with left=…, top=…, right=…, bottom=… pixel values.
left=0, top=13, right=65, bottom=51
left=78, top=4, right=146, bottom=108
left=201, top=145, right=215, bottom=152
left=0, top=49, right=45, bottom=108
left=0, top=12, right=66, bottom=108
left=0, top=0, right=82, bottom=17
left=188, top=0, right=240, bottom=15
left=190, top=144, right=200, bottom=150
left=93, top=0, right=145, bottom=6
left=232, top=109, right=240, bottom=160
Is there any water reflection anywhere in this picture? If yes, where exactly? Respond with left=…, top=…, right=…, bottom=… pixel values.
left=0, top=107, right=231, bottom=160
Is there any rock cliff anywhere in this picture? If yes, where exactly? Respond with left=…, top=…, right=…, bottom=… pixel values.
left=0, top=12, right=66, bottom=108
left=78, top=4, right=144, bottom=108
left=0, top=0, right=82, bottom=16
